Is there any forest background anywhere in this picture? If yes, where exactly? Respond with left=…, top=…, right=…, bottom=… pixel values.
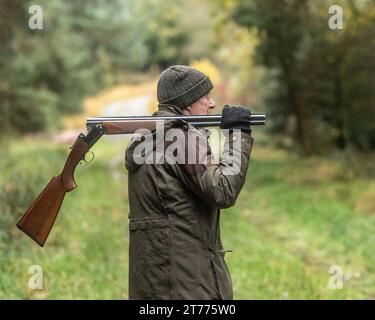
left=1, top=0, right=375, bottom=299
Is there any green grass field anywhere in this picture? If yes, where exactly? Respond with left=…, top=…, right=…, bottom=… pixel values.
left=1, top=133, right=375, bottom=299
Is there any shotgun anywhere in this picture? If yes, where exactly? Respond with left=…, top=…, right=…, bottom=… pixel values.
left=17, top=112, right=266, bottom=246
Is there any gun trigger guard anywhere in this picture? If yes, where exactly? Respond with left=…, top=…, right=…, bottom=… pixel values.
left=79, top=151, right=95, bottom=166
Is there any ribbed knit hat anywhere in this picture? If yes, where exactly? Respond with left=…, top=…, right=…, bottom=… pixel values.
left=157, top=65, right=213, bottom=109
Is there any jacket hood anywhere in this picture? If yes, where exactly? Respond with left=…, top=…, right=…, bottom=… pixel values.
left=125, top=104, right=185, bottom=172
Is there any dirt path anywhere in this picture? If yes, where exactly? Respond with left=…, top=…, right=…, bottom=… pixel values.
left=54, top=83, right=155, bottom=144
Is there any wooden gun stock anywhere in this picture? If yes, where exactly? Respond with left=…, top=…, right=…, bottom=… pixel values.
left=16, top=136, right=89, bottom=246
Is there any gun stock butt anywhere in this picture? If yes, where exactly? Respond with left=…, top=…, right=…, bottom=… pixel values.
left=16, top=175, right=66, bottom=246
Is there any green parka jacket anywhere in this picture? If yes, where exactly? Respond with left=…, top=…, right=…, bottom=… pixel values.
left=125, top=105, right=253, bottom=299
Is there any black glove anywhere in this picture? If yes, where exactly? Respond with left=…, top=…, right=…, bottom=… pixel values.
left=220, top=105, right=252, bottom=133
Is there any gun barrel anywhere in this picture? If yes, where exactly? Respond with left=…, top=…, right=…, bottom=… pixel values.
left=86, top=113, right=266, bottom=129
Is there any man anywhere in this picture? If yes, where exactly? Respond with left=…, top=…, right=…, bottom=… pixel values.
left=125, top=65, right=253, bottom=299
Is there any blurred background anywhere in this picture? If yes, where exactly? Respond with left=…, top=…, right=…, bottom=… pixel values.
left=1, top=0, right=375, bottom=299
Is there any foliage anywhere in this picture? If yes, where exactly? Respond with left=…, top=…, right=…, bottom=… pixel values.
left=230, top=0, right=375, bottom=152
left=191, top=58, right=221, bottom=86
left=1, top=0, right=374, bottom=152
left=0, top=0, right=197, bottom=134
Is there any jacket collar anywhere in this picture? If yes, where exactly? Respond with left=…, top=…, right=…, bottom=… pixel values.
left=153, top=104, right=184, bottom=117
left=153, top=104, right=211, bottom=139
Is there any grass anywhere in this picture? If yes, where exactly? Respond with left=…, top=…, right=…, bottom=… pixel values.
left=1, top=132, right=375, bottom=299
left=222, top=136, right=375, bottom=299
left=0, top=136, right=130, bottom=299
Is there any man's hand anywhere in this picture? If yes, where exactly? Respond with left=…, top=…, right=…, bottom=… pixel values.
left=220, top=105, right=252, bottom=133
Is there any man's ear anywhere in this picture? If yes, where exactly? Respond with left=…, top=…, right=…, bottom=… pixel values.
left=182, top=106, right=190, bottom=115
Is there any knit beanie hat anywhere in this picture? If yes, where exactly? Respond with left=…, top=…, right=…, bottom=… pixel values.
left=157, top=65, right=213, bottom=109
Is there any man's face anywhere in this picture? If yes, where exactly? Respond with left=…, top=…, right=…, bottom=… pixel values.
left=183, top=92, right=216, bottom=115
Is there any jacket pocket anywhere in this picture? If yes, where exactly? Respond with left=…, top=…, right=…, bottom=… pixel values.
left=209, top=245, right=233, bottom=300
left=129, top=217, right=170, bottom=299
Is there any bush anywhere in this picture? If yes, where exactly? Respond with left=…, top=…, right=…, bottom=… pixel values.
left=0, top=142, right=66, bottom=244
left=0, top=88, right=59, bottom=135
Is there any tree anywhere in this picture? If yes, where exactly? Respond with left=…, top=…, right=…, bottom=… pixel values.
left=233, top=0, right=314, bottom=152
left=230, top=0, right=375, bottom=152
